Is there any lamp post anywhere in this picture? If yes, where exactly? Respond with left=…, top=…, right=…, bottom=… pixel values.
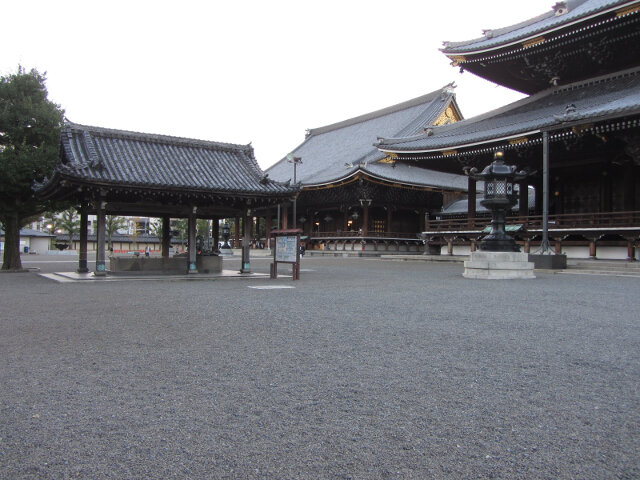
left=465, top=151, right=530, bottom=252
left=287, top=153, right=302, bottom=229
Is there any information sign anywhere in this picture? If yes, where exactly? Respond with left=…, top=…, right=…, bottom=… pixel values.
left=275, top=236, right=298, bottom=263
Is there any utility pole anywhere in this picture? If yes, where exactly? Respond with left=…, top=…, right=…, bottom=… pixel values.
left=287, top=153, right=302, bottom=229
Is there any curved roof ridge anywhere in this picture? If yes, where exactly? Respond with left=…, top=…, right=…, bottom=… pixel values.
left=442, top=8, right=555, bottom=51
left=306, top=87, right=447, bottom=136
left=376, top=90, right=545, bottom=146
left=355, top=88, right=460, bottom=165
left=63, top=120, right=253, bottom=154
left=441, top=0, right=633, bottom=55
left=376, top=66, right=640, bottom=153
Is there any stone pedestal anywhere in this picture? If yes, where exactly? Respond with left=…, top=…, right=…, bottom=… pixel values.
left=463, top=251, right=535, bottom=280
left=528, top=253, right=567, bottom=269
left=109, top=255, right=222, bottom=274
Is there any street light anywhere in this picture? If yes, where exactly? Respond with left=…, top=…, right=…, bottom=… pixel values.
left=287, top=153, right=302, bottom=229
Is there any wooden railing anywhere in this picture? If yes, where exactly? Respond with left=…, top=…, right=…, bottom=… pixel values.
left=309, top=231, right=420, bottom=239
left=424, top=211, right=640, bottom=232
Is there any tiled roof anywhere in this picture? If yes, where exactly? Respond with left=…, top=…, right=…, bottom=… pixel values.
left=442, top=0, right=635, bottom=55
left=377, top=68, right=640, bottom=152
left=40, top=122, right=295, bottom=197
left=313, top=162, right=471, bottom=192
left=266, top=86, right=461, bottom=186
left=0, top=228, right=55, bottom=238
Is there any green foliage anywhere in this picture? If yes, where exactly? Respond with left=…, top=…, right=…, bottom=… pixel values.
left=58, top=208, right=79, bottom=242
left=197, top=219, right=211, bottom=236
left=149, top=218, right=163, bottom=239
left=0, top=66, right=65, bottom=219
left=106, top=215, right=127, bottom=249
left=0, top=66, right=64, bottom=269
left=42, top=210, right=63, bottom=234
left=172, top=218, right=188, bottom=247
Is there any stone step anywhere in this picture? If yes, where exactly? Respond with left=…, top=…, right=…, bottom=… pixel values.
left=559, top=269, right=640, bottom=278
left=568, top=260, right=640, bottom=272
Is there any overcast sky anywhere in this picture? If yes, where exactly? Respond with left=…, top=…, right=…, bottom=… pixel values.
left=2, top=0, right=550, bottom=169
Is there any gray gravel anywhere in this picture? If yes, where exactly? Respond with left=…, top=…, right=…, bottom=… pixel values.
left=1, top=257, right=639, bottom=479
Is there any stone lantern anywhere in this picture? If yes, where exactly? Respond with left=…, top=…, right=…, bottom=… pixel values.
left=219, top=222, right=233, bottom=255
left=463, top=151, right=535, bottom=279
left=466, top=151, right=529, bottom=252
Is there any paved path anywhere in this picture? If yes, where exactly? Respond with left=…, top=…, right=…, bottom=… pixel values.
left=1, top=257, right=638, bottom=479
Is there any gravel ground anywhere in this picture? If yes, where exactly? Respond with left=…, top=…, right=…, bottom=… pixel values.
left=1, top=257, right=639, bottom=479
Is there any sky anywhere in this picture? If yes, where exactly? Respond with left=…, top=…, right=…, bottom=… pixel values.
left=1, top=0, right=551, bottom=169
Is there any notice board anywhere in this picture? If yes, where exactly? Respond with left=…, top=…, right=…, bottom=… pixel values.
left=275, top=236, right=297, bottom=263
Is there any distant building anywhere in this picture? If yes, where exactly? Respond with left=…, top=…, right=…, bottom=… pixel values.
left=0, top=228, right=54, bottom=254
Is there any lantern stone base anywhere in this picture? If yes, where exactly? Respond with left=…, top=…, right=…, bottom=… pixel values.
left=463, top=251, right=535, bottom=280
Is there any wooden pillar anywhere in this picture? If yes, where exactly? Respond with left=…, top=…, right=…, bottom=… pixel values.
left=281, top=204, right=289, bottom=229
left=589, top=238, right=597, bottom=259
left=265, top=210, right=272, bottom=249
left=554, top=238, right=562, bottom=255
left=188, top=209, right=197, bottom=273
left=77, top=202, right=89, bottom=273
left=212, top=218, right=220, bottom=251
left=519, top=181, right=528, bottom=218
left=418, top=208, right=426, bottom=233
left=468, top=177, right=476, bottom=228
left=304, top=213, right=312, bottom=238
left=234, top=216, right=240, bottom=248
left=241, top=208, right=251, bottom=273
left=601, top=168, right=612, bottom=212
left=162, top=216, right=171, bottom=258
left=627, top=240, right=636, bottom=261
left=624, top=161, right=636, bottom=211
left=95, top=197, right=106, bottom=276
left=362, top=204, right=369, bottom=236
left=446, top=237, right=454, bottom=256
left=524, top=238, right=531, bottom=254
left=387, top=207, right=393, bottom=234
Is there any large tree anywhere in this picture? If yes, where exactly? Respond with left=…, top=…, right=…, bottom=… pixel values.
left=0, top=67, right=64, bottom=270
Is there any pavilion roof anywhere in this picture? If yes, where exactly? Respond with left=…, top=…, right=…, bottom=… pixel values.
left=36, top=122, right=296, bottom=201
left=376, top=67, right=640, bottom=156
left=441, top=0, right=636, bottom=56
left=266, top=85, right=462, bottom=187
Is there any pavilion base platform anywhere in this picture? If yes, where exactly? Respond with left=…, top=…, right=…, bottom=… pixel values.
left=109, top=255, right=222, bottom=275
left=39, top=269, right=270, bottom=283
left=463, top=251, right=535, bottom=280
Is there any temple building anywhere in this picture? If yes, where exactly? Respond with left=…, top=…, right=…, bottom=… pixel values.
left=376, top=0, right=640, bottom=259
left=266, top=85, right=473, bottom=253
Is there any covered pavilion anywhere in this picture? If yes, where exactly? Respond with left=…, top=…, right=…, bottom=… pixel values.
left=35, top=122, right=297, bottom=275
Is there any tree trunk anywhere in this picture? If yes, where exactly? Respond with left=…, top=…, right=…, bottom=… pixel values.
left=1, top=212, right=23, bottom=270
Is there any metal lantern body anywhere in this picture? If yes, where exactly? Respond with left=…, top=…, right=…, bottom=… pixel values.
left=467, top=153, right=529, bottom=252
left=221, top=223, right=231, bottom=249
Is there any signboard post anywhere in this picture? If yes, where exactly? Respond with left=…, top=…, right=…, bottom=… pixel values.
left=270, top=228, right=302, bottom=280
